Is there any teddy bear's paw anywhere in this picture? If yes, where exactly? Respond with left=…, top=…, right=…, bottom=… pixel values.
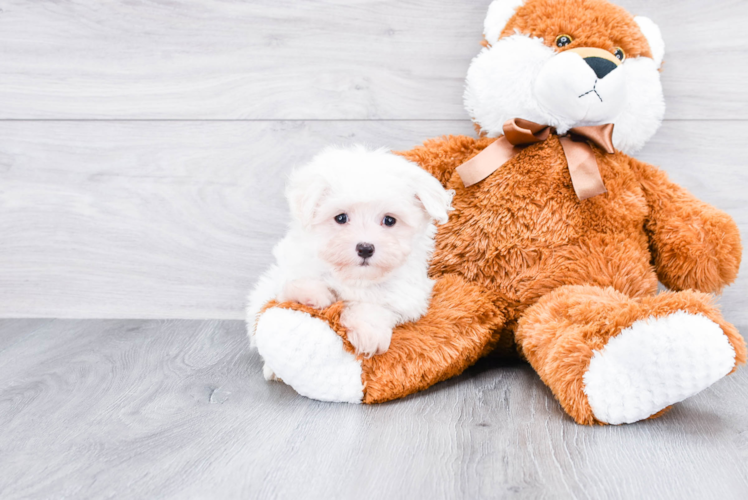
left=262, top=363, right=279, bottom=382
left=254, top=307, right=364, bottom=403
left=583, top=311, right=737, bottom=425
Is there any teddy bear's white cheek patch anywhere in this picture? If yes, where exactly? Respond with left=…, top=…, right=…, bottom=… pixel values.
left=583, top=312, right=736, bottom=425
left=610, top=57, right=665, bottom=154
left=255, top=308, right=364, bottom=404
left=464, top=34, right=554, bottom=137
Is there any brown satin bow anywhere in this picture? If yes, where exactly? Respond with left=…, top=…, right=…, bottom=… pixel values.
left=456, top=119, right=615, bottom=200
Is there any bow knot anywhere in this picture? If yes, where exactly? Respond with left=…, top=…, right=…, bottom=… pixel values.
left=456, top=119, right=615, bottom=200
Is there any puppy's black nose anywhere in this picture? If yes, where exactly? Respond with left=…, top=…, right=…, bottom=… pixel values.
left=356, top=242, right=375, bottom=259
left=584, top=56, right=617, bottom=79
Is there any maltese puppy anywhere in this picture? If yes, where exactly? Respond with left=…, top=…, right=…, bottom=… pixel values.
left=247, top=146, right=453, bottom=375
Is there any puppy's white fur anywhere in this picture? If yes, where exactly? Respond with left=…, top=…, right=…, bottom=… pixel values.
left=247, top=146, right=452, bottom=371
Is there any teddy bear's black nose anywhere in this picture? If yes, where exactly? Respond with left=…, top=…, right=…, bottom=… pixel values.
left=356, top=242, right=375, bottom=259
left=584, top=56, right=618, bottom=79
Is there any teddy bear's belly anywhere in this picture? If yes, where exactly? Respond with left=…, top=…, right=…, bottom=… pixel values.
left=431, top=144, right=658, bottom=321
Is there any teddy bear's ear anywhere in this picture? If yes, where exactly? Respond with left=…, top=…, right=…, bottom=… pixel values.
left=635, top=16, right=665, bottom=69
left=483, top=0, right=526, bottom=46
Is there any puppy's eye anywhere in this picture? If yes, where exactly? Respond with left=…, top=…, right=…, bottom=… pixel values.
left=613, top=47, right=626, bottom=61
left=555, top=34, right=573, bottom=48
left=382, top=216, right=397, bottom=227
left=334, top=213, right=348, bottom=224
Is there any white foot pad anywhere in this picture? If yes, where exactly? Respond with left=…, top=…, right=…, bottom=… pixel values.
left=584, top=311, right=736, bottom=425
left=255, top=308, right=364, bottom=403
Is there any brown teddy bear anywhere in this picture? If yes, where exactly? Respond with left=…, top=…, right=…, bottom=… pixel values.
left=250, top=0, right=745, bottom=425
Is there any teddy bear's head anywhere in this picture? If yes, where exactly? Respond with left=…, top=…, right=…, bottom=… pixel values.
left=464, top=0, right=665, bottom=154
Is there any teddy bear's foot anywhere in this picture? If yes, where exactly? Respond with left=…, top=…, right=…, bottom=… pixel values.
left=252, top=274, right=505, bottom=404
left=517, top=285, right=746, bottom=425
left=255, top=307, right=364, bottom=403
left=262, top=363, right=280, bottom=382
left=583, top=311, right=736, bottom=424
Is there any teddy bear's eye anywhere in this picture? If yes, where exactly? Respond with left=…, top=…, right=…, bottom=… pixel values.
left=613, top=47, right=626, bottom=61
left=334, top=213, right=348, bottom=224
left=555, top=34, right=573, bottom=48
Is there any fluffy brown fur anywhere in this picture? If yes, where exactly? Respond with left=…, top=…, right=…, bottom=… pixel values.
left=629, top=158, right=743, bottom=292
left=500, top=0, right=653, bottom=60
left=360, top=274, right=504, bottom=403
left=393, top=134, right=743, bottom=424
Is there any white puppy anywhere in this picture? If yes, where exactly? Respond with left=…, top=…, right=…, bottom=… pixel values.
left=247, top=146, right=452, bottom=376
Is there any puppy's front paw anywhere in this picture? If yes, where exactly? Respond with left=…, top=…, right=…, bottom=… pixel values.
left=340, top=305, right=393, bottom=357
left=279, top=279, right=336, bottom=310
left=346, top=324, right=392, bottom=358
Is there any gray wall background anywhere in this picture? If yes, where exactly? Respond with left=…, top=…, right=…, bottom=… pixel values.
left=0, top=0, right=745, bottom=321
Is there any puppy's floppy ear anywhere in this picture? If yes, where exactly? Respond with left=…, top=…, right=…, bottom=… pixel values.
left=483, top=0, right=526, bottom=46
left=285, top=163, right=329, bottom=228
left=634, top=16, right=665, bottom=69
left=411, top=168, right=454, bottom=225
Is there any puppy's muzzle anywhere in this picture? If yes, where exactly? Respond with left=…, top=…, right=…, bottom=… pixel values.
left=356, top=242, right=375, bottom=259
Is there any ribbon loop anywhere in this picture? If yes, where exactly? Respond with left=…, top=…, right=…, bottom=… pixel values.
left=456, top=119, right=615, bottom=200
left=503, top=118, right=552, bottom=146
left=568, top=123, right=615, bottom=154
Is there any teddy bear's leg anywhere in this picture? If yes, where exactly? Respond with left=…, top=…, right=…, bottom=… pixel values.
left=253, top=274, right=505, bottom=404
left=515, top=285, right=746, bottom=425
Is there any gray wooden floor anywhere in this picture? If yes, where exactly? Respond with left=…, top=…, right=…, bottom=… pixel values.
left=1, top=319, right=747, bottom=500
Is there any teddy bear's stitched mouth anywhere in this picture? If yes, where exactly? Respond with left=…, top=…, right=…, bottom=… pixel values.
left=578, top=79, right=603, bottom=102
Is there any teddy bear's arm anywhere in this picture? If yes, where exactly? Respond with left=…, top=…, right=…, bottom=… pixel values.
left=628, top=157, right=742, bottom=293
left=396, top=135, right=494, bottom=187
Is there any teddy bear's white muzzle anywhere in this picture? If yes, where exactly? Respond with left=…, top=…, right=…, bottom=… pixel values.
left=534, top=50, right=627, bottom=130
